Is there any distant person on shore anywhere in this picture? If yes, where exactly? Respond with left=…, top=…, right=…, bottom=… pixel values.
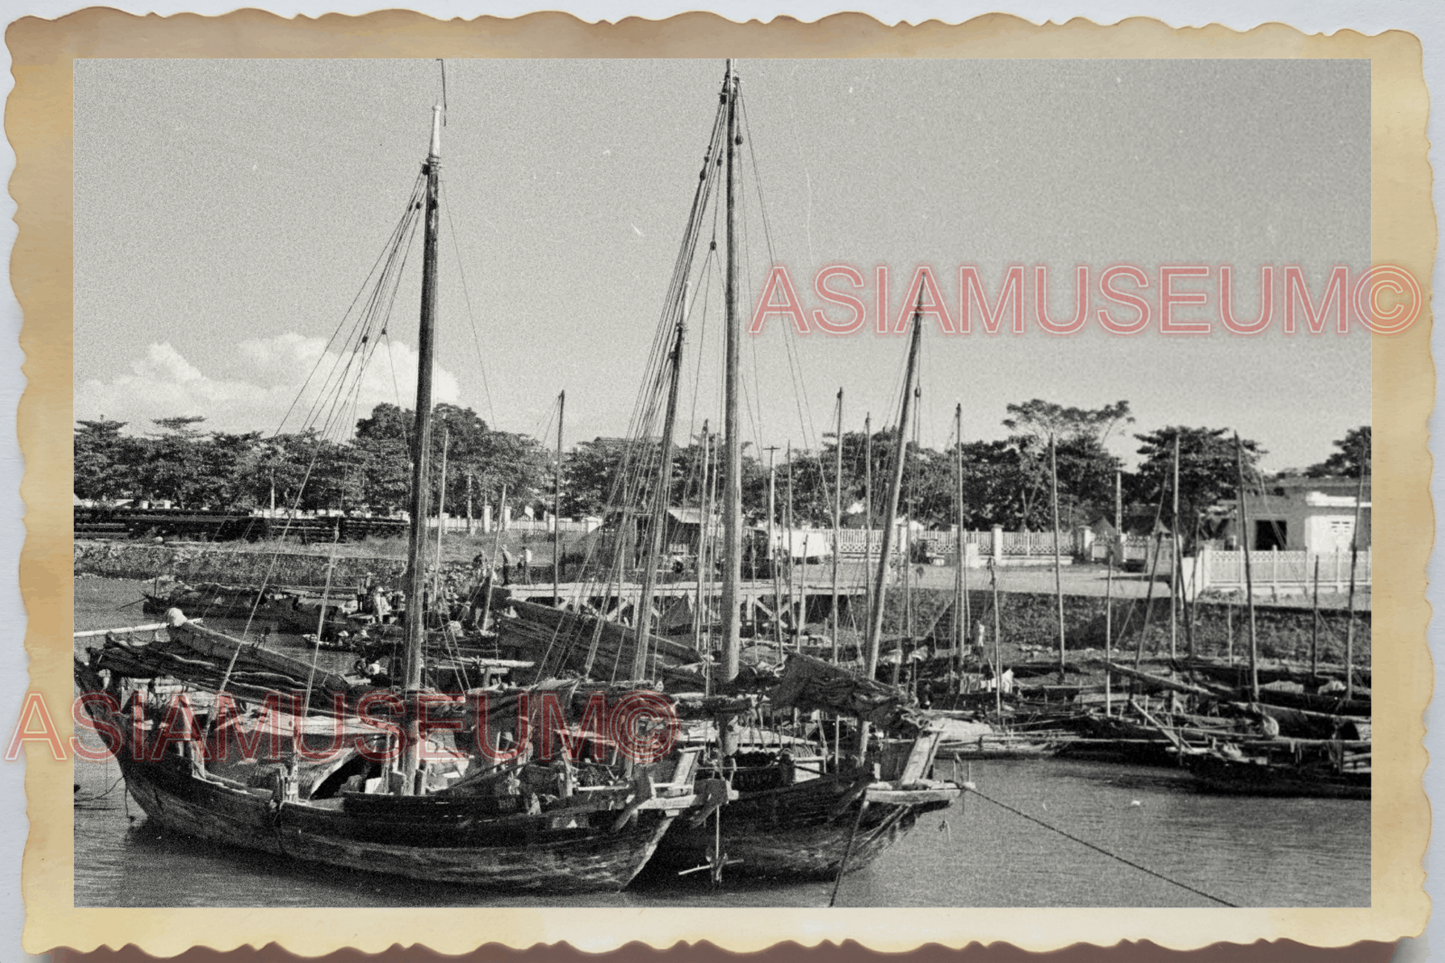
left=500, top=547, right=514, bottom=585
left=370, top=586, right=391, bottom=622
left=521, top=546, right=534, bottom=584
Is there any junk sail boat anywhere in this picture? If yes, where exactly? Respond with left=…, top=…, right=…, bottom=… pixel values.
left=493, top=62, right=961, bottom=882
left=75, top=103, right=717, bottom=893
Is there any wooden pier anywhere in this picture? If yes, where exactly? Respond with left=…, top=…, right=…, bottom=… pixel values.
left=503, top=578, right=870, bottom=629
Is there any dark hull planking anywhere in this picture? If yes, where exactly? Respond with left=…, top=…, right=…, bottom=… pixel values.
left=1183, top=753, right=1370, bottom=800
left=648, top=772, right=950, bottom=880
left=118, top=752, right=676, bottom=892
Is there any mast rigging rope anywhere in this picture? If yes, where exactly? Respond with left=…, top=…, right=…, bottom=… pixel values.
left=963, top=784, right=1240, bottom=907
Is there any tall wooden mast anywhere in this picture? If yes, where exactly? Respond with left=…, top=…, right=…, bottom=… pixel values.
left=399, top=105, right=443, bottom=795
left=553, top=390, right=564, bottom=607
left=863, top=413, right=873, bottom=631
left=634, top=321, right=685, bottom=679
left=1345, top=439, right=1366, bottom=700
left=1235, top=434, right=1260, bottom=701
left=864, top=294, right=924, bottom=679
left=720, top=62, right=743, bottom=692
left=768, top=447, right=783, bottom=657
left=832, top=389, right=843, bottom=665
left=954, top=403, right=967, bottom=689
left=1050, top=433, right=1066, bottom=684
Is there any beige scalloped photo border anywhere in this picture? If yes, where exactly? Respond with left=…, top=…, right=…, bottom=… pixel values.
left=8, top=9, right=1433, bottom=956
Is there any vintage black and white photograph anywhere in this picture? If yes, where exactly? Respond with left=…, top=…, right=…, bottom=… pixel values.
left=70, top=57, right=1376, bottom=909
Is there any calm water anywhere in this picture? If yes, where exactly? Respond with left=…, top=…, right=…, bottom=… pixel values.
left=73, top=578, right=1369, bottom=908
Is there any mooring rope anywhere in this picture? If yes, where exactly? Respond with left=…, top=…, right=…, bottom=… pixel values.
left=963, top=785, right=1240, bottom=907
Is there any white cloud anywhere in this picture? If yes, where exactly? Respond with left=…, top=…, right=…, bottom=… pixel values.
left=76, top=334, right=461, bottom=437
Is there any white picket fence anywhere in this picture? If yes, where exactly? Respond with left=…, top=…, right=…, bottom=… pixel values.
left=834, top=527, right=1085, bottom=561
left=1200, top=548, right=1371, bottom=591
left=433, top=516, right=600, bottom=535
left=835, top=528, right=994, bottom=560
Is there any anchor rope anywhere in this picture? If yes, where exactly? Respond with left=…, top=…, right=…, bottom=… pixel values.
left=963, top=785, right=1240, bottom=907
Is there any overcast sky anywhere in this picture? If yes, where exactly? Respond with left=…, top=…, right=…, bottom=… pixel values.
left=74, top=58, right=1370, bottom=471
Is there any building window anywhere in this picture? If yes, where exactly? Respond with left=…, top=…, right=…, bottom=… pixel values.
left=1255, top=519, right=1287, bottom=551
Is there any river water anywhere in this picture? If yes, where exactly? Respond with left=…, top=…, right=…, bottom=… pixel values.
left=73, top=578, right=1368, bottom=908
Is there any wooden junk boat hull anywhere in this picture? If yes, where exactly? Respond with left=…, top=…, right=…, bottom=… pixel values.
left=1183, top=752, right=1370, bottom=800
left=76, top=658, right=691, bottom=893
left=114, top=751, right=678, bottom=891
left=647, top=771, right=956, bottom=879
left=652, top=654, right=963, bottom=881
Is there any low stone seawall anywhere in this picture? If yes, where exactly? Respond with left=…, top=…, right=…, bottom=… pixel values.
left=875, top=587, right=1369, bottom=664
left=77, top=541, right=1368, bottom=663
left=74, top=541, right=418, bottom=589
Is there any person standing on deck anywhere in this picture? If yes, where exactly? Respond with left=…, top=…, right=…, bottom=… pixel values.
left=500, top=547, right=514, bottom=585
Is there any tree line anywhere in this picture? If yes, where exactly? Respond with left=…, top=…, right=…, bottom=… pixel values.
left=75, top=401, right=1369, bottom=542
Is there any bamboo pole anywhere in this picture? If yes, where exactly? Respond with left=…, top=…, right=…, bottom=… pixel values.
left=477, top=485, right=506, bottom=642
left=1049, top=433, right=1066, bottom=684
left=634, top=322, right=685, bottom=680
left=703, top=425, right=718, bottom=660
left=1227, top=598, right=1234, bottom=665
left=1170, top=433, right=1179, bottom=663
left=1105, top=557, right=1114, bottom=716
left=719, top=62, right=742, bottom=690
left=863, top=413, right=873, bottom=635
left=1345, top=441, right=1366, bottom=700
left=787, top=441, right=797, bottom=653
left=991, top=560, right=1003, bottom=719
left=767, top=448, right=782, bottom=659
left=954, top=403, right=966, bottom=694
left=399, top=107, right=444, bottom=796
left=432, top=427, right=449, bottom=604
left=1133, top=482, right=1169, bottom=670
left=1235, top=434, right=1260, bottom=701
left=859, top=295, right=924, bottom=762
left=864, top=304, right=922, bottom=678
left=554, top=390, right=564, bottom=607
left=832, top=389, right=843, bottom=666
left=694, top=422, right=710, bottom=648
left=895, top=410, right=913, bottom=691
left=1311, top=555, right=1321, bottom=680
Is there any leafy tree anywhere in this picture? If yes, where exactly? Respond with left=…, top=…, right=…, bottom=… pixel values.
left=74, top=418, right=137, bottom=503
left=1000, top=400, right=1132, bottom=530
left=308, top=437, right=368, bottom=512
left=136, top=416, right=214, bottom=508
left=955, top=440, right=1025, bottom=529
left=148, top=415, right=209, bottom=439
left=1306, top=426, right=1371, bottom=478
left=194, top=431, right=264, bottom=509
left=563, top=436, right=672, bottom=519
left=353, top=404, right=412, bottom=512
left=1049, top=434, right=1124, bottom=529
left=249, top=435, right=313, bottom=512
left=1002, top=399, right=1134, bottom=446
left=1132, top=426, right=1265, bottom=549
